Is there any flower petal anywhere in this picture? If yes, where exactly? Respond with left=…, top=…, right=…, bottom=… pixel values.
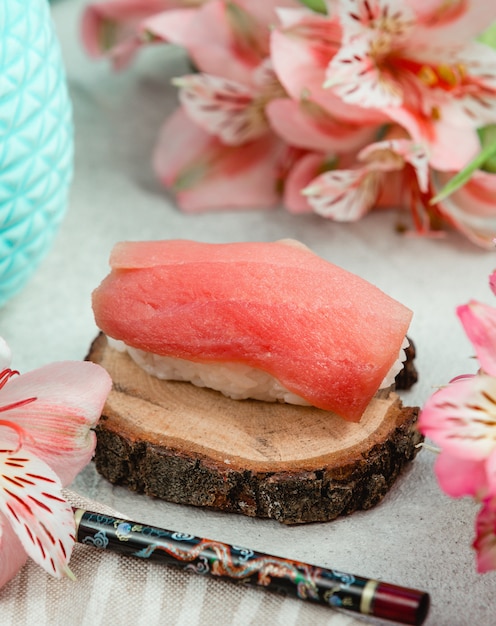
left=457, top=301, right=496, bottom=376
left=139, top=8, right=198, bottom=47
left=386, top=107, right=480, bottom=171
left=174, top=73, right=266, bottom=145
left=0, top=512, right=28, bottom=588
left=419, top=374, right=496, bottom=460
left=236, top=0, right=300, bottom=27
left=270, top=11, right=387, bottom=126
left=434, top=451, right=488, bottom=498
left=170, top=1, right=267, bottom=82
left=81, top=0, right=173, bottom=68
left=154, top=109, right=285, bottom=212
left=0, top=448, right=75, bottom=579
left=337, top=0, right=415, bottom=42
left=303, top=166, right=380, bottom=221
left=474, top=496, right=496, bottom=573
left=283, top=151, right=324, bottom=214
left=358, top=138, right=430, bottom=192
left=421, top=41, right=496, bottom=128
left=266, top=97, right=378, bottom=153
left=271, top=8, right=341, bottom=101
left=0, top=362, right=111, bottom=485
left=432, top=169, right=496, bottom=248
left=410, top=0, right=496, bottom=42
left=326, top=33, right=404, bottom=109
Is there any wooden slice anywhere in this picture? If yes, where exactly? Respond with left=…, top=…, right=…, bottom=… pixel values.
left=87, top=333, right=423, bottom=524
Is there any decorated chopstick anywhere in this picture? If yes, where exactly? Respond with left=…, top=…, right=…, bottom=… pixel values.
left=74, top=509, right=430, bottom=625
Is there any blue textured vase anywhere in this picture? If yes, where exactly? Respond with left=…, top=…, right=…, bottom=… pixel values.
left=0, top=0, right=73, bottom=307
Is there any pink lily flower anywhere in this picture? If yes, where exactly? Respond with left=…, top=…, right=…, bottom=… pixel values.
left=474, top=495, right=496, bottom=573
left=0, top=338, right=112, bottom=588
left=431, top=170, right=496, bottom=249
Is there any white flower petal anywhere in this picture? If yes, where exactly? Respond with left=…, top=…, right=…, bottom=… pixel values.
left=359, top=138, right=430, bottom=191
left=175, top=73, right=267, bottom=145
left=338, top=0, right=415, bottom=42
left=325, top=34, right=403, bottom=108
left=304, top=167, right=379, bottom=221
left=420, top=374, right=496, bottom=460
left=0, top=448, right=75, bottom=579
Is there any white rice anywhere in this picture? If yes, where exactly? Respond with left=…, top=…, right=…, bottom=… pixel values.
left=108, top=336, right=409, bottom=406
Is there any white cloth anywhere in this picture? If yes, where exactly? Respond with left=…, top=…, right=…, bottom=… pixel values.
left=1, top=1, right=496, bottom=624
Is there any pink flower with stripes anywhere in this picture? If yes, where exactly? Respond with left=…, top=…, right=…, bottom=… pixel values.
left=326, top=0, right=496, bottom=170
left=0, top=338, right=111, bottom=588
left=419, top=270, right=496, bottom=572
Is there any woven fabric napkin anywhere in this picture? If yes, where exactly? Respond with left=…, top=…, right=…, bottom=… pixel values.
left=0, top=490, right=370, bottom=626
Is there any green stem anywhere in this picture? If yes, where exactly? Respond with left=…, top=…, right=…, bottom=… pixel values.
left=431, top=140, right=496, bottom=204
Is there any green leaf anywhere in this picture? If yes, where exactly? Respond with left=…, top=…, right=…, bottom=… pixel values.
left=431, top=138, right=496, bottom=203
left=480, top=126, right=496, bottom=173
left=478, top=21, right=496, bottom=49
left=298, top=0, right=328, bottom=14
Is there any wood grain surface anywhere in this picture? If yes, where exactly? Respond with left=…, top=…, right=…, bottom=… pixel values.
left=87, top=333, right=423, bottom=524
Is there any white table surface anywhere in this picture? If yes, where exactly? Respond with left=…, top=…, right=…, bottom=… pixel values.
left=1, top=1, right=496, bottom=624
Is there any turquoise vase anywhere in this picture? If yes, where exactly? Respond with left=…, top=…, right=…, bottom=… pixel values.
left=0, top=0, right=73, bottom=307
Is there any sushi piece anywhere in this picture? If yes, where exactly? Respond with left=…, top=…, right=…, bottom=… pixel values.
left=92, top=239, right=413, bottom=422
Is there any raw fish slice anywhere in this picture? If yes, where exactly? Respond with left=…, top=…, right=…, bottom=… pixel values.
left=92, top=239, right=413, bottom=421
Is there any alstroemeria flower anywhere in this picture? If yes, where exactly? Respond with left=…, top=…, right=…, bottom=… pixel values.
left=419, top=374, right=496, bottom=466
left=153, top=108, right=287, bottom=211
left=418, top=270, right=496, bottom=572
left=419, top=374, right=496, bottom=499
left=173, top=60, right=286, bottom=146
left=0, top=340, right=112, bottom=588
left=325, top=0, right=496, bottom=170
left=152, top=1, right=303, bottom=211
left=301, top=137, right=429, bottom=222
left=270, top=6, right=387, bottom=128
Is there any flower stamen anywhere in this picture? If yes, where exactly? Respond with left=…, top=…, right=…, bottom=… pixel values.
left=0, top=419, right=26, bottom=454
left=0, top=397, right=37, bottom=413
left=0, top=369, right=19, bottom=390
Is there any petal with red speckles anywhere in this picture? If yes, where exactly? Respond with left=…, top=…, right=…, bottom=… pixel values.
left=0, top=448, right=75, bottom=580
